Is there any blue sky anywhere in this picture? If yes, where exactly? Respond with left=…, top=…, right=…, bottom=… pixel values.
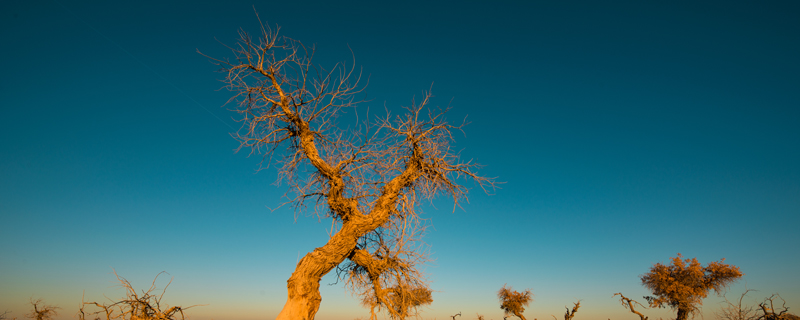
left=1, top=1, right=798, bottom=320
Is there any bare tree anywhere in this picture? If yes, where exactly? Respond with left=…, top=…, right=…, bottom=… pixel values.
left=26, top=299, right=58, bottom=320
left=614, top=293, right=649, bottom=320
left=498, top=284, right=533, bottom=320
left=78, top=271, right=201, bottom=320
left=716, top=289, right=759, bottom=320
left=641, top=254, right=743, bottom=320
left=200, top=15, right=493, bottom=320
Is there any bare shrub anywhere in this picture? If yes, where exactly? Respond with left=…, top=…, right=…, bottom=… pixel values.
left=78, top=271, right=201, bottom=320
left=26, top=299, right=58, bottom=320
left=757, top=294, right=794, bottom=320
left=716, top=289, right=759, bottom=320
left=1, top=310, right=15, bottom=320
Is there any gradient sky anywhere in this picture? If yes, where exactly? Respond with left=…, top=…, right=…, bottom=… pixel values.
left=2, top=1, right=799, bottom=320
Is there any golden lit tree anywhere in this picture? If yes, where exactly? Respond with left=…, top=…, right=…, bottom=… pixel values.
left=640, top=253, right=743, bottom=320
left=200, top=16, right=493, bottom=320
left=498, top=284, right=533, bottom=320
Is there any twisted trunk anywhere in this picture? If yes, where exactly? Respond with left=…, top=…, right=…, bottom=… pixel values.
left=274, top=218, right=391, bottom=319
left=275, top=165, right=421, bottom=320
left=274, top=221, right=367, bottom=320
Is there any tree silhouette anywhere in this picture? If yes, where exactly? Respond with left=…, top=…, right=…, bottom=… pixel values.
left=640, top=253, right=743, bottom=320
left=201, top=15, right=493, bottom=320
left=498, top=284, right=533, bottom=320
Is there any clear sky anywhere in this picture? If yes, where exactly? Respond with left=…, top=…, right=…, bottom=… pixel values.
left=1, top=1, right=799, bottom=320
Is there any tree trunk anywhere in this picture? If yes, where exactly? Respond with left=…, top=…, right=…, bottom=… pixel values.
left=274, top=233, right=355, bottom=320
left=273, top=157, right=416, bottom=319
left=676, top=308, right=688, bottom=320
left=274, top=268, right=322, bottom=320
left=275, top=208, right=395, bottom=319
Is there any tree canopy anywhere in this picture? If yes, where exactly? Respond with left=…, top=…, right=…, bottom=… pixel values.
left=641, top=253, right=743, bottom=320
left=498, top=284, right=533, bottom=320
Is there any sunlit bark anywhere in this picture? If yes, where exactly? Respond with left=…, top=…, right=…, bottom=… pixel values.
left=201, top=16, right=493, bottom=320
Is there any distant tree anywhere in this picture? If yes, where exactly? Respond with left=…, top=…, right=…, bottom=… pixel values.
left=641, top=254, right=743, bottom=320
left=498, top=284, right=533, bottom=320
left=26, top=299, right=58, bottom=320
left=201, top=14, right=493, bottom=320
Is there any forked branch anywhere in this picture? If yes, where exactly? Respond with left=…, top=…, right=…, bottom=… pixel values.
left=614, top=293, right=649, bottom=320
left=757, top=294, right=790, bottom=320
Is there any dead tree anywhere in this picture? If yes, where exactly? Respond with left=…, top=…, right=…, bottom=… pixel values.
left=26, top=299, right=58, bottom=320
left=201, top=14, right=493, bottom=320
left=450, top=312, right=461, bottom=320
left=78, top=271, right=201, bottom=320
left=757, top=294, right=791, bottom=320
left=614, top=293, right=648, bottom=320
left=498, top=285, right=533, bottom=320
left=716, top=289, right=759, bottom=320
